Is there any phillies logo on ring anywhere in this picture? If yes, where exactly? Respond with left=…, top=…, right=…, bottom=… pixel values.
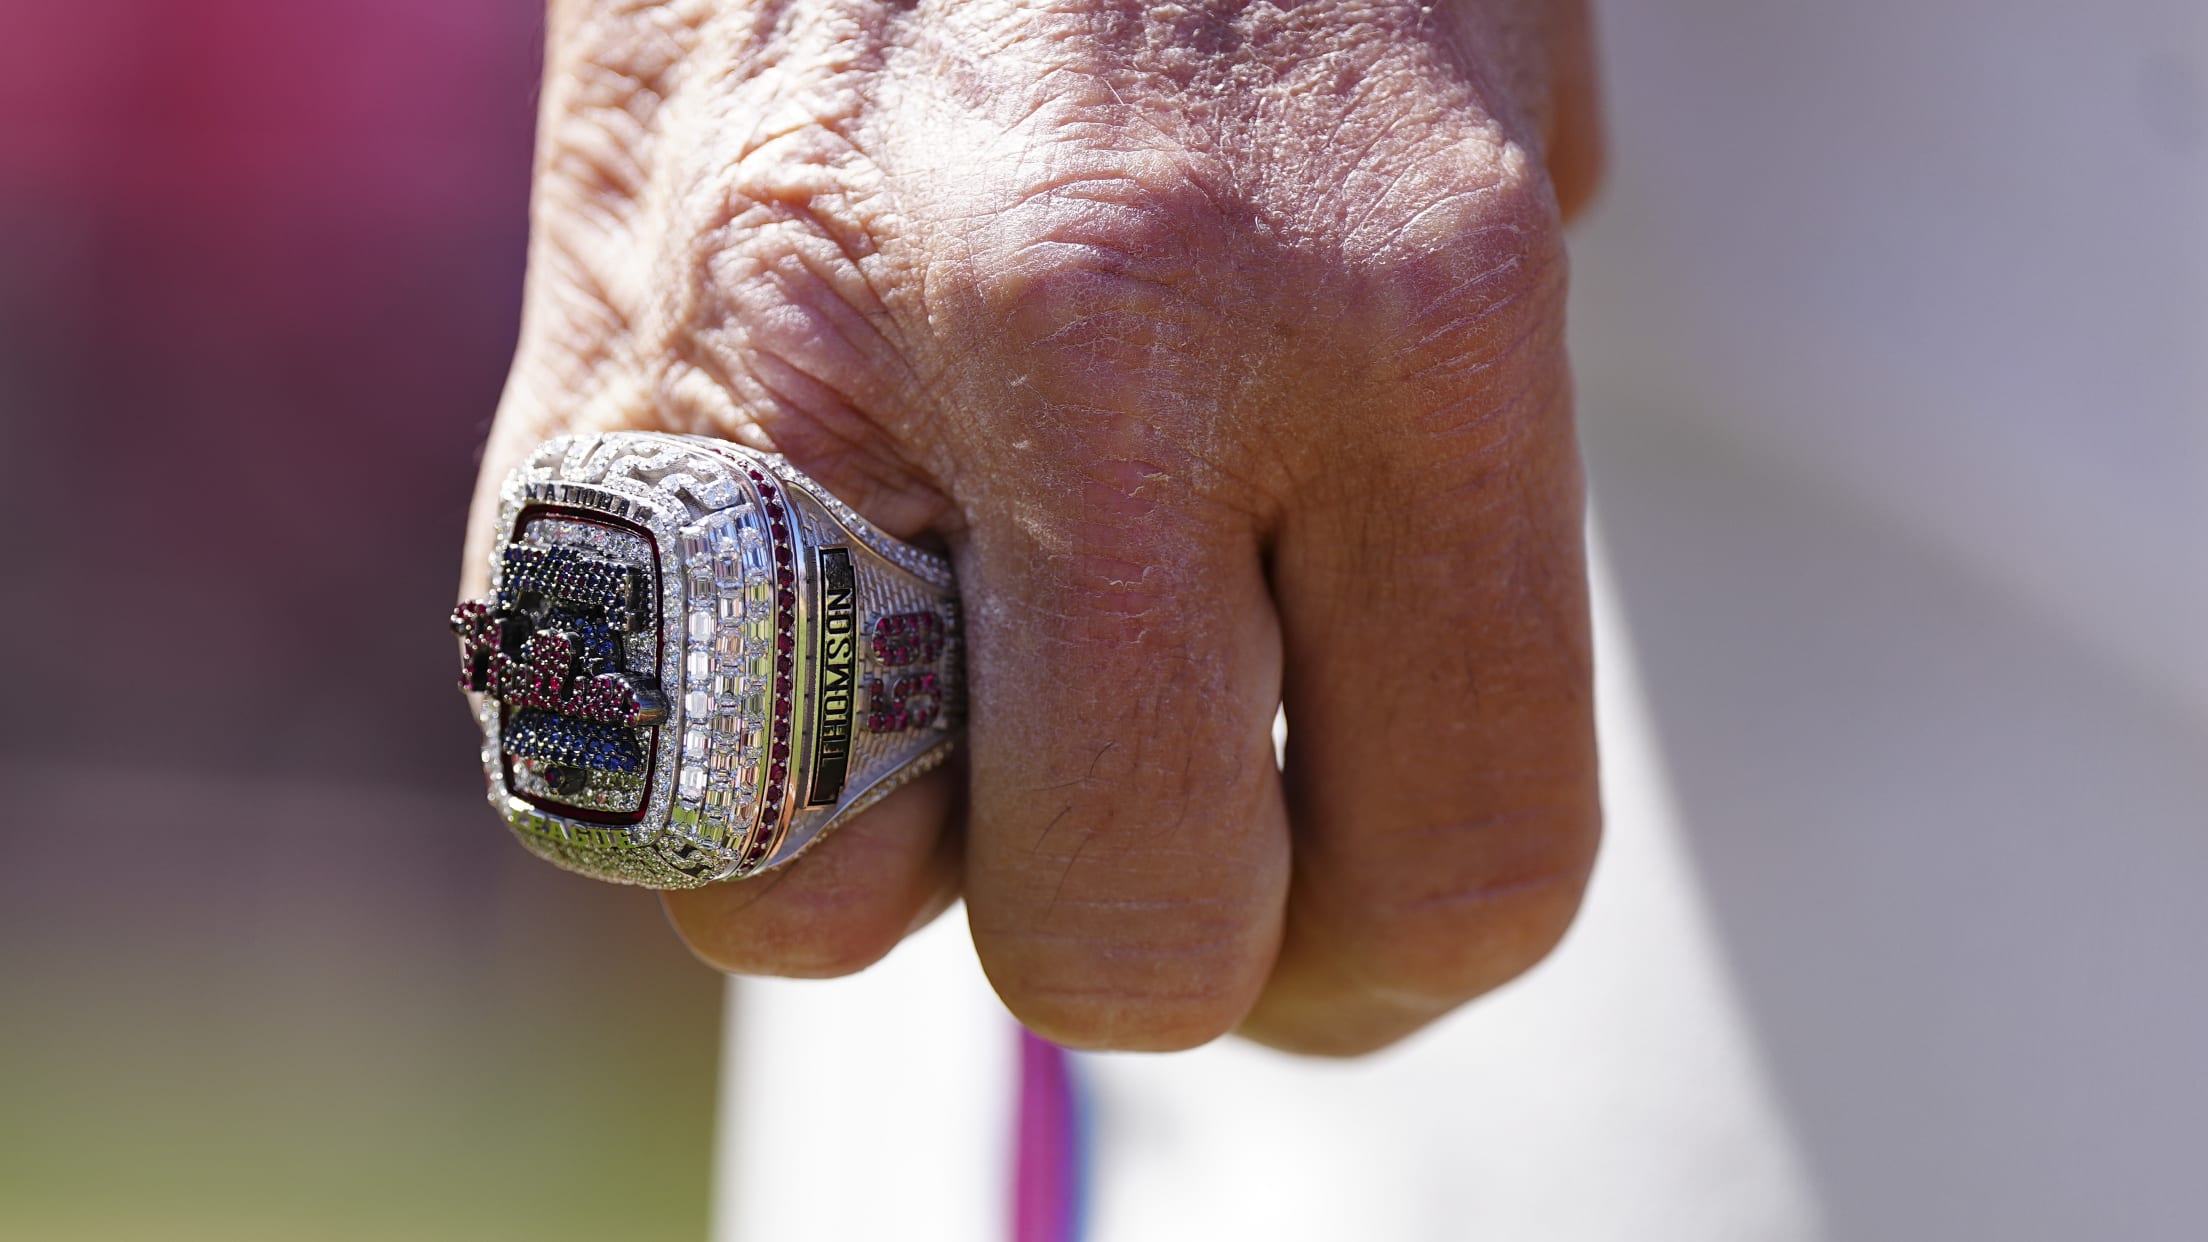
left=451, top=539, right=666, bottom=801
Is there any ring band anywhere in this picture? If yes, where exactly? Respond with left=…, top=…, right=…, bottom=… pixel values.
left=451, top=432, right=963, bottom=888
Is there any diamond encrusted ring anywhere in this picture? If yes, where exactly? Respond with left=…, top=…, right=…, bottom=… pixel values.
left=450, top=432, right=963, bottom=888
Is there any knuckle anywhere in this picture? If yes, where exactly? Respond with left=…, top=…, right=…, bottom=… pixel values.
left=540, top=1, right=708, bottom=228
left=533, top=2, right=942, bottom=519
left=959, top=159, right=1231, bottom=350
left=986, top=939, right=1263, bottom=1053
left=671, top=127, right=912, bottom=430
left=665, top=879, right=904, bottom=980
left=934, top=150, right=1251, bottom=485
left=970, top=826, right=1284, bottom=1051
left=526, top=109, right=947, bottom=526
left=1337, top=803, right=1598, bottom=1005
left=1299, top=139, right=1572, bottom=487
left=1347, top=146, right=1568, bottom=386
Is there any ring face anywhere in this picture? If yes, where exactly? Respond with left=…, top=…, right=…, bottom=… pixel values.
left=456, top=508, right=669, bottom=825
left=452, top=433, right=962, bottom=888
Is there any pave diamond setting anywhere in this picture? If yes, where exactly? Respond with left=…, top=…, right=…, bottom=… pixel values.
left=455, top=433, right=963, bottom=889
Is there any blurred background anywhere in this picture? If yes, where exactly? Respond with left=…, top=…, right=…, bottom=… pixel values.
left=0, top=4, right=719, bottom=1239
left=3, top=2, right=2204, bottom=1241
left=1565, top=1, right=2206, bottom=1235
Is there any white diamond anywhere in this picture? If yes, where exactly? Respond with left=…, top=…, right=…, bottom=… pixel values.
left=713, top=548, right=745, bottom=588
left=715, top=627, right=745, bottom=658
left=680, top=527, right=711, bottom=567
left=686, top=650, right=712, bottom=683
left=718, top=595, right=743, bottom=622
left=683, top=728, right=707, bottom=760
left=684, top=688, right=713, bottom=718
left=678, top=767, right=705, bottom=800
left=687, top=610, right=715, bottom=643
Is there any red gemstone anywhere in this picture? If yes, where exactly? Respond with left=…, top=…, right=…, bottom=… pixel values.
left=776, top=632, right=794, bottom=653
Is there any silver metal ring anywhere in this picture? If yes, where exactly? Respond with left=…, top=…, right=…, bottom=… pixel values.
left=450, top=432, right=963, bottom=888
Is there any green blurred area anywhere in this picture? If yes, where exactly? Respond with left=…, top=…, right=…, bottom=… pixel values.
left=0, top=765, right=721, bottom=1242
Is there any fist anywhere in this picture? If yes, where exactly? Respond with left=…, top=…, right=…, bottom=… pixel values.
left=467, top=0, right=1603, bottom=1056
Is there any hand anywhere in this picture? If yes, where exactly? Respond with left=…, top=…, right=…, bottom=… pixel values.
left=465, top=0, right=1603, bottom=1056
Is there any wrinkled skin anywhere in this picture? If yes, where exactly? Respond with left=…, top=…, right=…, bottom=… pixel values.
left=465, top=0, right=1604, bottom=1056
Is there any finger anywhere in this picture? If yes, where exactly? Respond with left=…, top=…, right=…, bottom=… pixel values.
left=952, top=470, right=1290, bottom=1052
left=663, top=762, right=960, bottom=978
left=1542, top=0, right=1606, bottom=221
left=1239, top=196, right=1600, bottom=1057
left=1434, top=0, right=1604, bottom=221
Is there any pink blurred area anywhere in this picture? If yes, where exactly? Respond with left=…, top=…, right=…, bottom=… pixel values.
left=0, top=0, right=541, bottom=781
left=0, top=3, right=533, bottom=216
left=0, top=5, right=717, bottom=1238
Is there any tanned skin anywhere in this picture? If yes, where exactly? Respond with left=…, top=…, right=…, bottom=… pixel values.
left=465, top=0, right=1604, bottom=1057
